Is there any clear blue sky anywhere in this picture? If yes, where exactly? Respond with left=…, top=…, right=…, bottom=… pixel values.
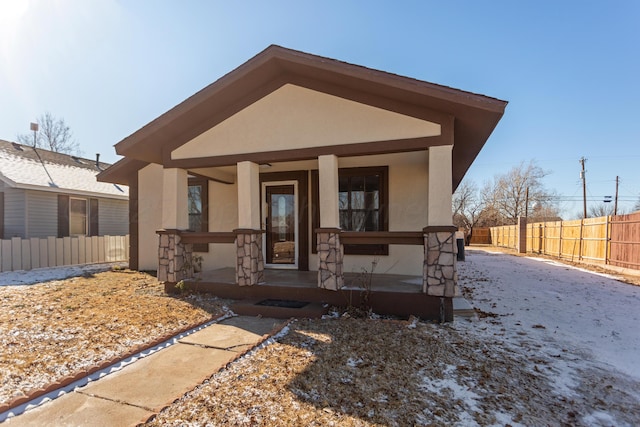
left=1, top=0, right=639, bottom=217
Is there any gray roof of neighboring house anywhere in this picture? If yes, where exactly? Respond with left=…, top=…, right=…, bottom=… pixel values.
left=0, top=139, right=128, bottom=200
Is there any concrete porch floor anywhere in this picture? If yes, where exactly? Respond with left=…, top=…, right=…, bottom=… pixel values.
left=194, top=267, right=424, bottom=293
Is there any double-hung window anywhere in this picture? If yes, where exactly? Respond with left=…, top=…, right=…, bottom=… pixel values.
left=312, top=166, right=388, bottom=255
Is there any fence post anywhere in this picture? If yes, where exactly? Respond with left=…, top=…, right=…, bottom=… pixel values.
left=605, top=215, right=610, bottom=265
left=517, top=217, right=527, bottom=253
left=578, top=218, right=584, bottom=261
left=558, top=221, right=563, bottom=258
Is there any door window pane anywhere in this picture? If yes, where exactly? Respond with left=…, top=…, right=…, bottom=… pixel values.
left=188, top=185, right=203, bottom=232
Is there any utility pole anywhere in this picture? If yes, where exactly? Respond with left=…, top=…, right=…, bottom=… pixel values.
left=614, top=175, right=619, bottom=216
left=580, top=157, right=587, bottom=218
left=525, top=187, right=530, bottom=217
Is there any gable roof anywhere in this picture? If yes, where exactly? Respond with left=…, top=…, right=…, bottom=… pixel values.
left=0, top=139, right=128, bottom=199
left=99, top=45, right=507, bottom=188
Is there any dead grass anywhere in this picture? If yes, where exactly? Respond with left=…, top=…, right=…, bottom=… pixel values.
left=0, top=270, right=228, bottom=405
left=145, top=317, right=640, bottom=426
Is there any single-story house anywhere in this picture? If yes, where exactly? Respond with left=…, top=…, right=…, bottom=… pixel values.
left=98, top=45, right=506, bottom=319
left=0, top=139, right=129, bottom=239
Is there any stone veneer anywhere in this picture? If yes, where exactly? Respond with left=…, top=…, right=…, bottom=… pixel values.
left=317, top=228, right=344, bottom=290
left=235, top=229, right=264, bottom=286
left=157, top=230, right=193, bottom=283
left=423, top=229, right=457, bottom=297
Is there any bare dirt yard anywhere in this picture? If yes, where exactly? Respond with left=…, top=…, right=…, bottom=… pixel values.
left=0, top=268, right=228, bottom=407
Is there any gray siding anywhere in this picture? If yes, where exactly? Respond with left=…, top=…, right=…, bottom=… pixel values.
left=98, top=198, right=129, bottom=236
left=3, top=187, right=26, bottom=238
left=1, top=186, right=128, bottom=238
left=26, top=190, right=58, bottom=238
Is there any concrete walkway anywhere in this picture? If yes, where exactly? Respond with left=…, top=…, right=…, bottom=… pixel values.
left=5, top=316, right=284, bottom=427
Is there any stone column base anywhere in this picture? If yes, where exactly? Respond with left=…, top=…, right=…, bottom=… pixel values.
left=423, top=227, right=457, bottom=297
left=235, top=229, right=264, bottom=286
left=316, top=228, right=344, bottom=290
left=157, top=229, right=193, bottom=283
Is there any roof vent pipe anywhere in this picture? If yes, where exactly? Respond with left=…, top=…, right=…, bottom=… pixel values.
left=96, top=153, right=100, bottom=169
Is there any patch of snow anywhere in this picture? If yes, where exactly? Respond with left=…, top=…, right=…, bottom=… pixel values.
left=461, top=249, right=640, bottom=381
left=582, top=411, right=625, bottom=427
left=0, top=262, right=127, bottom=286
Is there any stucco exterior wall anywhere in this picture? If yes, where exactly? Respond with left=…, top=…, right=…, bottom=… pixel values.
left=138, top=164, right=164, bottom=271
left=333, top=152, right=429, bottom=277
left=172, top=84, right=440, bottom=160
left=193, top=152, right=430, bottom=277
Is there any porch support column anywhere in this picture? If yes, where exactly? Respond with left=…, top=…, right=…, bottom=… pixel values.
left=317, top=154, right=343, bottom=290
left=235, top=161, right=263, bottom=286
left=158, top=168, right=193, bottom=283
left=423, top=145, right=456, bottom=297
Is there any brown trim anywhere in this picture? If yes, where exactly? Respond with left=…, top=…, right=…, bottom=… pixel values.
left=164, top=136, right=448, bottom=169
left=172, top=280, right=453, bottom=322
left=311, top=166, right=389, bottom=256
left=179, top=231, right=236, bottom=244
left=188, top=177, right=209, bottom=252
left=89, top=198, right=99, bottom=237
left=315, top=227, right=342, bottom=233
left=0, top=192, right=4, bottom=240
left=260, top=170, right=309, bottom=271
left=57, top=195, right=69, bottom=238
left=109, top=45, right=506, bottom=192
left=129, top=173, right=139, bottom=270
left=233, top=228, right=264, bottom=235
left=97, top=158, right=149, bottom=186
left=341, top=231, right=423, bottom=245
left=187, top=170, right=234, bottom=185
left=423, top=226, right=458, bottom=233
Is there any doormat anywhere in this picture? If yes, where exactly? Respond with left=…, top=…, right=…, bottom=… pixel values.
left=256, top=299, right=310, bottom=309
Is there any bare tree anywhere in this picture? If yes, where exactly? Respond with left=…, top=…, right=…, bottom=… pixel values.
left=481, top=160, right=559, bottom=225
left=588, top=203, right=619, bottom=218
left=633, top=196, right=640, bottom=213
left=17, top=112, right=80, bottom=154
left=453, top=180, right=484, bottom=240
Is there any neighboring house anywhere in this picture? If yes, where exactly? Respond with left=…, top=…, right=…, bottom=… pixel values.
left=98, top=45, right=506, bottom=318
left=0, top=139, right=129, bottom=239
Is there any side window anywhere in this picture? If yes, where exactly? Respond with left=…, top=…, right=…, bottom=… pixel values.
left=188, top=177, right=209, bottom=252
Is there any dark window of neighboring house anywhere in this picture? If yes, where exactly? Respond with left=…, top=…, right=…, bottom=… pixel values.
left=70, top=198, right=88, bottom=236
left=188, top=178, right=209, bottom=252
left=312, top=166, right=388, bottom=255
left=58, top=195, right=98, bottom=237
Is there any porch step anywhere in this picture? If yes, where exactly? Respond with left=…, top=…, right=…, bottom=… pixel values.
left=231, top=298, right=329, bottom=319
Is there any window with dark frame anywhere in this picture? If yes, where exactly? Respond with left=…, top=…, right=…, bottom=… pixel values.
left=312, top=166, right=388, bottom=255
left=188, top=177, right=209, bottom=252
left=69, top=198, right=88, bottom=236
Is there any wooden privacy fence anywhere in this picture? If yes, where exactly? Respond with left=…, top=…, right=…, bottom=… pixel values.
left=609, top=212, right=640, bottom=269
left=469, top=227, right=491, bottom=244
left=486, top=212, right=640, bottom=270
left=0, top=235, right=129, bottom=272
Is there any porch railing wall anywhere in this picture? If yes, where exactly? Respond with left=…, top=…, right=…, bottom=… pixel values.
left=484, top=211, right=640, bottom=270
left=0, top=235, right=129, bottom=272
